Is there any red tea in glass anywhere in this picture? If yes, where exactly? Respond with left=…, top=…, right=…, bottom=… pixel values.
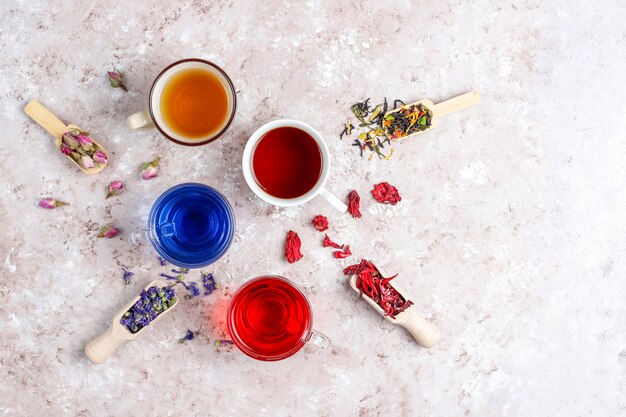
left=227, top=276, right=314, bottom=361
left=252, top=127, right=322, bottom=199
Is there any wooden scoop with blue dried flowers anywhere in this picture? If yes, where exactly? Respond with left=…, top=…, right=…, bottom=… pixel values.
left=85, top=280, right=178, bottom=364
left=24, top=100, right=109, bottom=174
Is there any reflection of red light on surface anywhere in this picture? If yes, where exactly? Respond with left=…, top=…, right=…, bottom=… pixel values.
left=203, top=294, right=232, bottom=338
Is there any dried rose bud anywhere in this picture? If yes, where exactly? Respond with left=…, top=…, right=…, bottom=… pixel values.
left=77, top=134, right=95, bottom=152
left=140, top=158, right=160, bottom=180
left=106, top=180, right=124, bottom=198
left=93, top=150, right=108, bottom=165
left=98, top=224, right=120, bottom=238
left=107, top=70, right=128, bottom=92
left=62, top=132, right=79, bottom=149
left=70, top=151, right=82, bottom=162
left=39, top=198, right=69, bottom=209
left=80, top=155, right=96, bottom=169
left=59, top=144, right=72, bottom=156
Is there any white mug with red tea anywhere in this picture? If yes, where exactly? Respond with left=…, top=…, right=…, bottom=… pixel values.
left=242, top=119, right=348, bottom=212
left=127, top=58, right=236, bottom=146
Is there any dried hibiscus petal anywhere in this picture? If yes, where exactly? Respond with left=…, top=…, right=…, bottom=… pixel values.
left=371, top=182, right=402, bottom=205
left=311, top=215, right=329, bottom=232
left=343, top=259, right=413, bottom=318
left=322, top=234, right=343, bottom=249
left=347, top=190, right=362, bottom=218
left=333, top=245, right=352, bottom=259
left=285, top=230, right=303, bottom=263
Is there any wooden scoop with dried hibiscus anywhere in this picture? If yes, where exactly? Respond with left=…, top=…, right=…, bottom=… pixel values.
left=24, top=100, right=108, bottom=174
left=85, top=280, right=177, bottom=364
left=345, top=259, right=441, bottom=348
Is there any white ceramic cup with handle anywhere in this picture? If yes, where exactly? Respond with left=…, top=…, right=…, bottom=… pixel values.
left=242, top=119, right=347, bottom=212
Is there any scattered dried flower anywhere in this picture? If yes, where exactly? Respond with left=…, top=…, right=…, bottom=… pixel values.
left=312, top=215, right=329, bottom=232
left=38, top=198, right=69, bottom=209
left=93, top=150, right=108, bottom=165
left=122, top=267, right=134, bottom=286
left=371, top=182, right=402, bottom=205
left=107, top=70, right=128, bottom=92
left=157, top=256, right=168, bottom=266
left=77, top=134, right=95, bottom=152
left=201, top=272, right=218, bottom=296
left=215, top=339, right=234, bottom=347
left=347, top=190, right=362, bottom=218
left=106, top=180, right=124, bottom=198
left=59, top=144, right=72, bottom=156
left=178, top=330, right=195, bottom=344
left=333, top=245, right=352, bottom=259
left=80, top=154, right=96, bottom=169
left=322, top=234, right=343, bottom=249
left=62, top=132, right=79, bottom=149
left=98, top=224, right=120, bottom=238
left=285, top=230, right=303, bottom=263
left=140, top=158, right=160, bottom=180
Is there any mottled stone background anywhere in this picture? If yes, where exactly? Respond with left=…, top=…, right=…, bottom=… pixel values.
left=1, top=0, right=625, bottom=416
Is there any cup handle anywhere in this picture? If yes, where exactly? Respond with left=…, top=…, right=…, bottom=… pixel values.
left=318, top=187, right=347, bottom=213
left=128, top=230, right=150, bottom=244
left=307, top=329, right=331, bottom=349
left=127, top=109, right=154, bottom=130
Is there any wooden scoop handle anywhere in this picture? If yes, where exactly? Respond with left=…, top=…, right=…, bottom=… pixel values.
left=24, top=100, right=69, bottom=140
left=85, top=325, right=125, bottom=364
left=432, top=91, right=480, bottom=117
left=400, top=308, right=442, bottom=348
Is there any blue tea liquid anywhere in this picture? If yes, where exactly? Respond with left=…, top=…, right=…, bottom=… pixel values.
left=148, top=183, right=235, bottom=268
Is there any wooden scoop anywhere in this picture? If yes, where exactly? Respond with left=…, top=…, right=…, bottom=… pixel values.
left=384, top=91, right=480, bottom=141
left=24, top=100, right=108, bottom=174
left=85, top=280, right=178, bottom=364
left=348, top=274, right=441, bottom=348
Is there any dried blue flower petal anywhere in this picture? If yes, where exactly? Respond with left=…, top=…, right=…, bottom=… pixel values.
left=157, top=256, right=168, bottom=266
left=184, top=281, right=200, bottom=299
left=171, top=267, right=189, bottom=275
left=215, top=339, right=234, bottom=346
left=178, top=330, right=194, bottom=344
left=122, top=267, right=134, bottom=286
left=201, top=272, right=218, bottom=296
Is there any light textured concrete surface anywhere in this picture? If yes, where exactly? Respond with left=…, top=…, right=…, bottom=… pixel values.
left=1, top=0, right=625, bottom=416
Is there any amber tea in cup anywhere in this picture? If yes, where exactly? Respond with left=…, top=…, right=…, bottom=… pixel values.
left=127, top=59, right=236, bottom=146
left=160, top=68, right=229, bottom=139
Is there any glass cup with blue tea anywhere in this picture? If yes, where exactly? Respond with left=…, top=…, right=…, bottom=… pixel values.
left=147, top=183, right=235, bottom=268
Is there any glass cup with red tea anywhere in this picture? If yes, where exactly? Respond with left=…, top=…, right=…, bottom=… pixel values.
left=227, top=276, right=330, bottom=361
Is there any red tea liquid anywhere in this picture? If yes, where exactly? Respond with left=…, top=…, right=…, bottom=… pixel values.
left=252, top=127, right=322, bottom=199
left=227, top=276, right=311, bottom=361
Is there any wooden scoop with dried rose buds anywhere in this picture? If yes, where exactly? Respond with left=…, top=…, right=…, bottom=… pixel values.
left=345, top=259, right=441, bottom=348
left=85, top=279, right=178, bottom=364
left=24, top=100, right=108, bottom=174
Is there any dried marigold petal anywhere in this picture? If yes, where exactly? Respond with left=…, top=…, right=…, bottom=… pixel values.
left=322, top=234, right=343, bottom=249
left=285, top=230, right=303, bottom=263
left=347, top=190, right=362, bottom=218
left=371, top=182, right=402, bottom=205
left=311, top=215, right=329, bottom=232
